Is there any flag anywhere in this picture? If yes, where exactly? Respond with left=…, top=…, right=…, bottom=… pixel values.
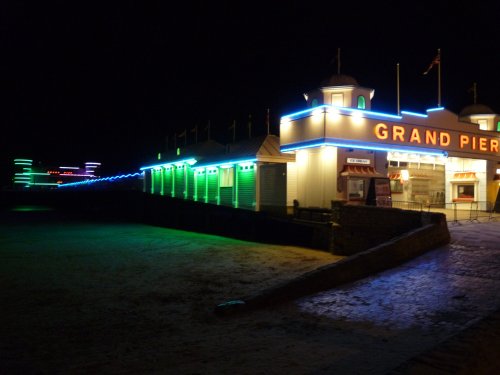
left=178, top=129, right=187, bottom=145
left=423, top=51, right=440, bottom=75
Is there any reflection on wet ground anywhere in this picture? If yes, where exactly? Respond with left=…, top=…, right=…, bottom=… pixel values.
left=297, top=221, right=500, bottom=348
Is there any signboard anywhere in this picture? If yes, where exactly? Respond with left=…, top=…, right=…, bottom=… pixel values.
left=346, top=158, right=370, bottom=165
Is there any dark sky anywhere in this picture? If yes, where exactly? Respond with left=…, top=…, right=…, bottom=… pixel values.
left=1, top=1, right=499, bottom=183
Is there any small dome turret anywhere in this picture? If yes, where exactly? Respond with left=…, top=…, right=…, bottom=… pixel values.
left=459, top=104, right=496, bottom=117
left=321, top=74, right=359, bottom=87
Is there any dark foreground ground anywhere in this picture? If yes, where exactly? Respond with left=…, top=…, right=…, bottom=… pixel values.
left=1, top=208, right=499, bottom=374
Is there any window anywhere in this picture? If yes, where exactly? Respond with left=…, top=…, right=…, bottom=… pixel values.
left=477, top=119, right=488, bottom=130
left=390, top=179, right=403, bottom=193
left=457, top=184, right=474, bottom=200
left=219, top=167, right=234, bottom=187
left=357, top=95, right=366, bottom=109
left=347, top=179, right=365, bottom=200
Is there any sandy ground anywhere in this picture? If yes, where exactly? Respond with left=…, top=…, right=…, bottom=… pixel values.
left=2, top=209, right=499, bottom=375
left=1, top=210, right=343, bottom=374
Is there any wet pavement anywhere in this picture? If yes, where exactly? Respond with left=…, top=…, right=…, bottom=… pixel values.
left=296, top=219, right=500, bottom=373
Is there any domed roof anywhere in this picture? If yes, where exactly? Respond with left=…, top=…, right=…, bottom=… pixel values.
left=321, top=74, right=359, bottom=87
left=459, top=103, right=496, bottom=117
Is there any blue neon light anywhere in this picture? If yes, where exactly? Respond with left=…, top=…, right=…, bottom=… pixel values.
left=282, top=105, right=447, bottom=122
left=335, top=106, right=402, bottom=120
left=281, top=105, right=404, bottom=122
left=401, top=110, right=428, bottom=118
left=58, top=172, right=143, bottom=187
left=140, top=158, right=197, bottom=171
left=280, top=139, right=448, bottom=157
left=195, top=158, right=257, bottom=169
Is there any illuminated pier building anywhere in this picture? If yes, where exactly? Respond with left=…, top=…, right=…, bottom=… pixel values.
left=142, top=74, right=500, bottom=213
left=280, top=74, right=500, bottom=211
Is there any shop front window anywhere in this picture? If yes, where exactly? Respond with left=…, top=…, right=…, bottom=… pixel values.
left=390, top=179, right=403, bottom=193
left=348, top=179, right=365, bottom=200
left=457, top=184, right=475, bottom=200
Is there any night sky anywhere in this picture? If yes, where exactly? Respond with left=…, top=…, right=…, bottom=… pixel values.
left=1, top=1, right=499, bottom=185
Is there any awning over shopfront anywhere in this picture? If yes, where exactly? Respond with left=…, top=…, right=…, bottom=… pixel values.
left=452, top=172, right=478, bottom=181
left=340, top=165, right=383, bottom=177
left=388, top=173, right=401, bottom=180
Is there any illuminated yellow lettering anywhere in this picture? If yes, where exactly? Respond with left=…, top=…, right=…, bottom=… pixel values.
left=393, top=126, right=405, bottom=142
left=440, top=132, right=450, bottom=147
left=472, top=136, right=476, bottom=150
left=491, top=139, right=499, bottom=153
left=425, top=130, right=437, bottom=145
left=460, top=134, right=469, bottom=149
left=479, top=137, right=488, bottom=151
left=409, top=128, right=421, bottom=143
left=374, top=123, right=388, bottom=139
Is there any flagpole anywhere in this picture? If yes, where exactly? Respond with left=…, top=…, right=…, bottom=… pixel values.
left=396, top=63, right=400, bottom=115
left=337, top=48, right=341, bottom=75
left=437, top=48, right=441, bottom=107
left=248, top=114, right=252, bottom=139
left=232, top=120, right=236, bottom=143
left=266, top=108, right=270, bottom=135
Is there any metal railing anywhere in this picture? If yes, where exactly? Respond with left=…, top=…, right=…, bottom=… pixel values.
left=392, top=200, right=498, bottom=224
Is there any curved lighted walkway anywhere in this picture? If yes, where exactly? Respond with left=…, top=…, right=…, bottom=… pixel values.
left=297, top=219, right=500, bottom=374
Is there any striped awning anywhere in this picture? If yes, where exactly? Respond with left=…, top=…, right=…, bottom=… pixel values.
left=452, top=172, right=478, bottom=180
left=340, top=165, right=383, bottom=177
left=388, top=173, right=401, bottom=180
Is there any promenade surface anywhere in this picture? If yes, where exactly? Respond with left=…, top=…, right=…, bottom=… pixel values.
left=0, top=209, right=499, bottom=374
left=296, top=218, right=500, bottom=374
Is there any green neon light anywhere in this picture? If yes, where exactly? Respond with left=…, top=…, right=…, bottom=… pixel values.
left=497, top=121, right=500, bottom=132
left=14, top=159, right=33, bottom=163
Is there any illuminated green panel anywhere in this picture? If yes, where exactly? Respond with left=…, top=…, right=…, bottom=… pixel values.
left=186, top=168, right=195, bottom=200
left=237, top=165, right=256, bottom=209
left=153, top=170, right=162, bottom=195
left=174, top=165, right=185, bottom=198
left=497, top=121, right=500, bottom=132
left=195, top=170, right=206, bottom=202
left=207, top=169, right=218, bottom=204
left=163, top=167, right=173, bottom=197
left=219, top=187, right=233, bottom=206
